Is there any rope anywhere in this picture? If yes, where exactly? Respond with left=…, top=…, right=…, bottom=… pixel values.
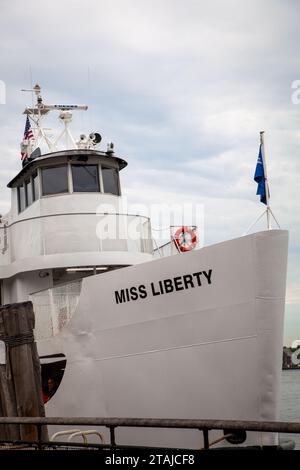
left=0, top=444, right=33, bottom=450
left=0, top=332, right=34, bottom=348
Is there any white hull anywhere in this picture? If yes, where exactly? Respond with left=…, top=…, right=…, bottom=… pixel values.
left=34, top=229, right=288, bottom=448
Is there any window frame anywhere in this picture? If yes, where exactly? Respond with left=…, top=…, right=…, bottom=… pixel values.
left=25, top=178, right=33, bottom=207
left=41, top=164, right=69, bottom=196
left=32, top=170, right=39, bottom=202
left=17, top=172, right=40, bottom=213
left=17, top=184, right=26, bottom=213
left=71, top=163, right=100, bottom=193
left=101, top=165, right=120, bottom=196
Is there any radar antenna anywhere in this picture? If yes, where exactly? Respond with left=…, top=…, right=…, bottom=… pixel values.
left=21, top=84, right=88, bottom=152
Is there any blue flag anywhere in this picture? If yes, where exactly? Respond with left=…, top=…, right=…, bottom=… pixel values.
left=254, top=144, right=267, bottom=205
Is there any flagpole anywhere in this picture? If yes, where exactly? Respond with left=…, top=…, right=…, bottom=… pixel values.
left=260, top=131, right=271, bottom=229
left=244, top=131, right=281, bottom=235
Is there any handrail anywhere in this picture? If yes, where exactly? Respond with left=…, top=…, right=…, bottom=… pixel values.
left=0, top=417, right=299, bottom=450
left=50, top=429, right=81, bottom=441
left=67, top=430, right=105, bottom=444
left=0, top=212, right=150, bottom=229
left=0, top=416, right=300, bottom=432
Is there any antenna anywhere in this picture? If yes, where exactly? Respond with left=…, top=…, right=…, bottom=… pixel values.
left=29, top=65, right=34, bottom=109
left=21, top=84, right=89, bottom=152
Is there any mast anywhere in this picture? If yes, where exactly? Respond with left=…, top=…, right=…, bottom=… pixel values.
left=21, top=84, right=89, bottom=153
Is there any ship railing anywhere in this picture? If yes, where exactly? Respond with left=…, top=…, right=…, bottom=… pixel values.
left=0, top=417, right=299, bottom=450
left=0, top=212, right=153, bottom=264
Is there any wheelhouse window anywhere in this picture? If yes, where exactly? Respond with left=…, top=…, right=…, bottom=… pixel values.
left=41, top=166, right=68, bottom=196
left=102, top=167, right=120, bottom=195
left=71, top=165, right=99, bottom=192
left=32, top=171, right=39, bottom=201
left=18, top=185, right=26, bottom=212
left=25, top=179, right=33, bottom=206
left=17, top=172, right=39, bottom=212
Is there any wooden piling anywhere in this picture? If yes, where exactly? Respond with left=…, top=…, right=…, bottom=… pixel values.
left=0, top=301, right=48, bottom=442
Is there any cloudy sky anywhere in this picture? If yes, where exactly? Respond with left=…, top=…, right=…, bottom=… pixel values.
left=0, top=0, right=299, bottom=345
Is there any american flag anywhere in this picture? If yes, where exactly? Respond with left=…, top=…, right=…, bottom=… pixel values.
left=21, top=115, right=34, bottom=161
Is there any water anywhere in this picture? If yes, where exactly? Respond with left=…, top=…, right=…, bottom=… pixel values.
left=280, top=370, right=300, bottom=449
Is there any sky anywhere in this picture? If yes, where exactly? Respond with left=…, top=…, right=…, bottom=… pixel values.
left=0, top=0, right=299, bottom=345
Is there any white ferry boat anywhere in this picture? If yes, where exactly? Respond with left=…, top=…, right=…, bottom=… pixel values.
left=0, top=85, right=288, bottom=449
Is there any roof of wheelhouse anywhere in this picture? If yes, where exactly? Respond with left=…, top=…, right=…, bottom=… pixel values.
left=7, top=149, right=128, bottom=188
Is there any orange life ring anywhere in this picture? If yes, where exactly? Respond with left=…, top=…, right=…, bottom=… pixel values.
left=173, top=226, right=197, bottom=252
